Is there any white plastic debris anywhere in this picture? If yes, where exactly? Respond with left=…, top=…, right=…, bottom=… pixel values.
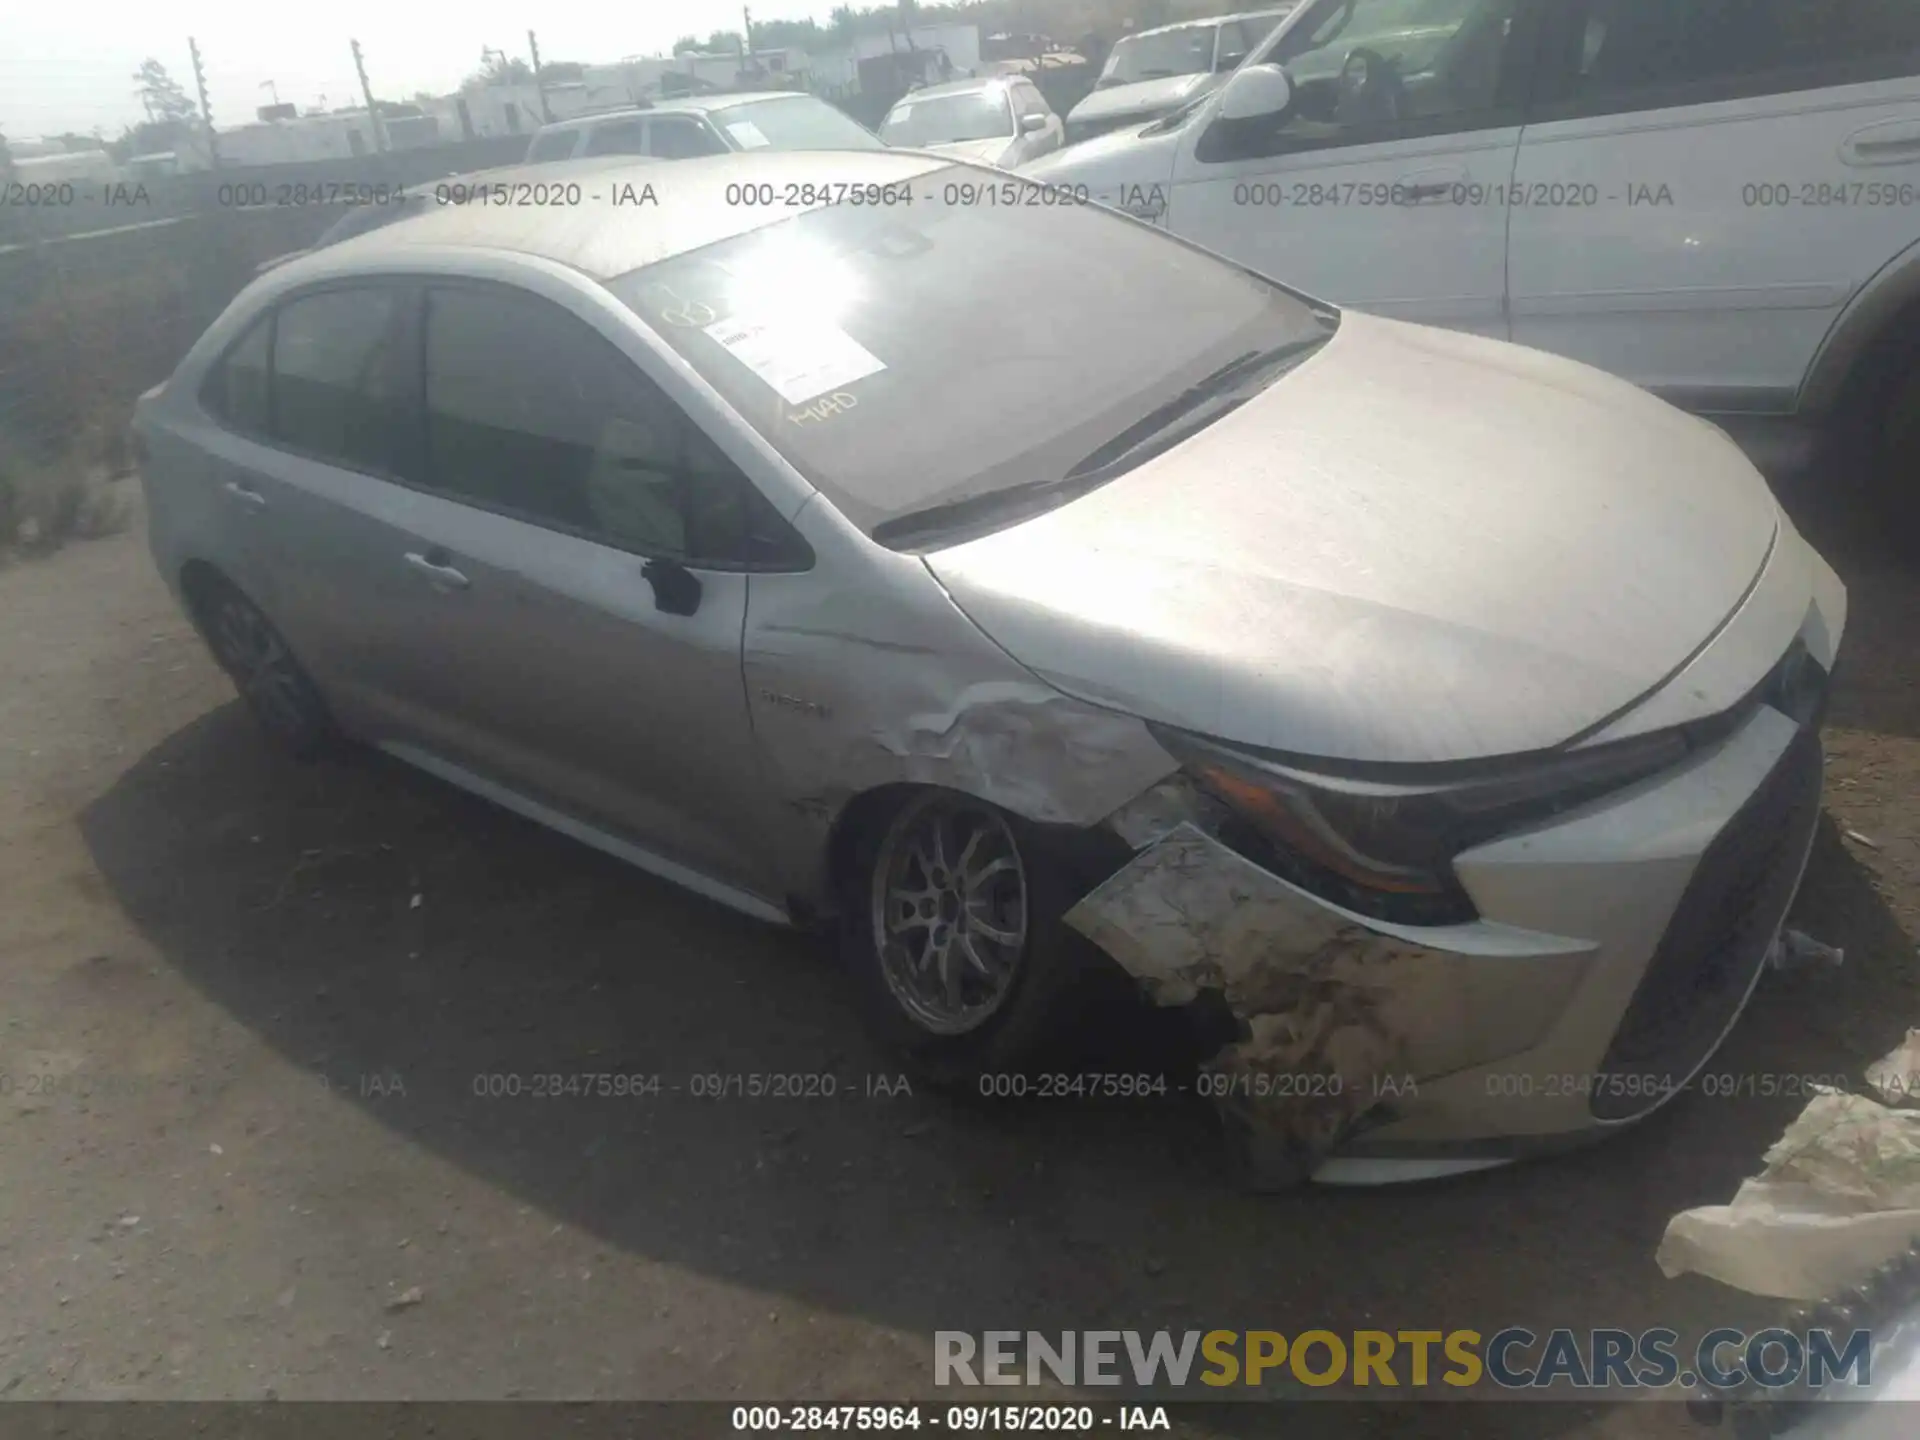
left=1657, top=1089, right=1920, bottom=1298
left=1868, top=1031, right=1920, bottom=1109
left=1767, top=928, right=1846, bottom=972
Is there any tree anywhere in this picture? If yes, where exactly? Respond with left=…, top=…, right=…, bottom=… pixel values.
left=830, top=5, right=858, bottom=39
left=133, top=58, right=197, bottom=126
left=542, top=60, right=586, bottom=82
left=672, top=34, right=702, bottom=54
left=461, top=50, right=534, bottom=90
left=116, top=117, right=191, bottom=160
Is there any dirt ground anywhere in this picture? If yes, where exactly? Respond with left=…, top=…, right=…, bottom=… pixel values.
left=0, top=475, right=1914, bottom=1436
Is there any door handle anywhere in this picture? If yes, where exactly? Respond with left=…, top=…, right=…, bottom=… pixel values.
left=223, top=479, right=267, bottom=509
left=404, top=550, right=471, bottom=591
left=1396, top=170, right=1467, bottom=206
left=1840, top=119, right=1920, bottom=167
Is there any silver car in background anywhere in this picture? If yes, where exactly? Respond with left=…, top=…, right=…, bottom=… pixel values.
left=1066, top=7, right=1296, bottom=144
left=135, top=151, right=1845, bottom=1187
left=522, top=93, right=882, bottom=164
left=879, top=77, right=1066, bottom=166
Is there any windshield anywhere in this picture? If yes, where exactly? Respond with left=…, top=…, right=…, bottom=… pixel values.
left=1099, top=26, right=1218, bottom=85
left=710, top=96, right=882, bottom=151
left=1278, top=0, right=1488, bottom=77
left=881, top=91, right=1015, bottom=145
left=607, top=166, right=1333, bottom=545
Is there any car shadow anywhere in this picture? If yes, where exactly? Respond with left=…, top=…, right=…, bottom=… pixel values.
left=78, top=702, right=1911, bottom=1436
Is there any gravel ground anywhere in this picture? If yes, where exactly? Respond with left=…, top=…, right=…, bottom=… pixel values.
left=0, top=479, right=1913, bottom=1438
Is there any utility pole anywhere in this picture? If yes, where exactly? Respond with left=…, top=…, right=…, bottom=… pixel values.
left=349, top=39, right=388, bottom=152
left=527, top=30, right=553, bottom=123
left=742, top=6, right=753, bottom=61
left=189, top=36, right=222, bottom=168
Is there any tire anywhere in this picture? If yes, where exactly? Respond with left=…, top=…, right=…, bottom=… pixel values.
left=187, top=574, right=338, bottom=759
left=1831, top=318, right=1920, bottom=529
left=840, top=788, right=1099, bottom=1092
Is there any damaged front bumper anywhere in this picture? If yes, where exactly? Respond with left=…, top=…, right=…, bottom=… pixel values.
left=1065, top=699, right=1828, bottom=1188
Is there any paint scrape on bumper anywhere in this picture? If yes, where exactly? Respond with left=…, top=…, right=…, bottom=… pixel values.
left=1065, top=822, right=1460, bottom=1185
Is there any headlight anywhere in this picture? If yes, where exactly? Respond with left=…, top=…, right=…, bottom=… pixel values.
left=1149, top=726, right=1691, bottom=926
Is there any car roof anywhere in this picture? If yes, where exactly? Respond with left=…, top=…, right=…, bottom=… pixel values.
left=534, top=92, right=829, bottom=134
left=1126, top=7, right=1293, bottom=38
left=299, top=151, right=948, bottom=282
left=896, top=76, right=1020, bottom=101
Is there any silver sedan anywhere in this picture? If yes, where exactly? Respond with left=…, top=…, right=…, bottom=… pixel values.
left=135, top=151, right=1846, bottom=1187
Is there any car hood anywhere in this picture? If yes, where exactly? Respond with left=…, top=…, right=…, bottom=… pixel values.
left=1070, top=72, right=1214, bottom=125
left=924, top=136, right=1018, bottom=166
left=924, top=314, right=1781, bottom=766
left=1019, top=121, right=1179, bottom=188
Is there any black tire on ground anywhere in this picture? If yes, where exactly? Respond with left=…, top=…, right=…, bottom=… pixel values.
left=1830, top=315, right=1920, bottom=526
left=839, top=788, right=1106, bottom=1093
left=185, top=572, right=339, bottom=759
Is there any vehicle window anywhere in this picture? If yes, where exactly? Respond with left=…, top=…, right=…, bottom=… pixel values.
left=1562, top=0, right=1920, bottom=107
left=524, top=129, right=577, bottom=164
left=423, top=286, right=766, bottom=563
left=204, top=315, right=272, bottom=435
left=1216, top=21, right=1254, bottom=68
left=607, top=167, right=1334, bottom=544
left=314, top=197, right=429, bottom=249
left=271, top=288, right=420, bottom=478
left=1099, top=26, right=1219, bottom=85
left=1202, top=0, right=1522, bottom=159
left=713, top=96, right=884, bottom=150
left=647, top=117, right=728, bottom=158
left=583, top=119, right=649, bottom=157
left=881, top=90, right=1017, bottom=144
left=1013, top=84, right=1050, bottom=120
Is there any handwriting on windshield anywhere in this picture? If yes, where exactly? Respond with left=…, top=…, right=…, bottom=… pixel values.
left=786, top=392, right=859, bottom=427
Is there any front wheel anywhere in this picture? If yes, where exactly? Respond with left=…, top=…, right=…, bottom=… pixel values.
left=841, top=789, right=1093, bottom=1090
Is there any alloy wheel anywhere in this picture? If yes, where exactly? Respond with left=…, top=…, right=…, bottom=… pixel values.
left=871, top=795, right=1029, bottom=1037
left=205, top=590, right=318, bottom=744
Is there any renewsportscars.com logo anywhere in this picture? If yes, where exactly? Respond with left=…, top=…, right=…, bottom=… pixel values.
left=934, top=1328, right=1874, bottom=1393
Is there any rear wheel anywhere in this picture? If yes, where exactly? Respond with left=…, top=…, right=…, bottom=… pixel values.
left=188, top=575, right=337, bottom=758
left=841, top=789, right=1092, bottom=1090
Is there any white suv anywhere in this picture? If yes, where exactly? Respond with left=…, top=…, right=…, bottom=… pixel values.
left=1025, top=0, right=1920, bottom=479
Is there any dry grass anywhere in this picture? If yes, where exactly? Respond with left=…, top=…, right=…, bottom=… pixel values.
left=0, top=435, right=133, bottom=560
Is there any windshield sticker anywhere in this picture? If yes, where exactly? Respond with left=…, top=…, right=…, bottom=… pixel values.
left=725, top=120, right=771, bottom=149
left=705, top=315, right=884, bottom=405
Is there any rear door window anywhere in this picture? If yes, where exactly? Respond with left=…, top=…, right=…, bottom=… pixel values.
left=203, top=316, right=272, bottom=435
left=270, top=287, right=422, bottom=479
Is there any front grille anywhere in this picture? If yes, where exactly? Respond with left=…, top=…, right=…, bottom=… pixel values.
left=1590, top=722, right=1824, bottom=1121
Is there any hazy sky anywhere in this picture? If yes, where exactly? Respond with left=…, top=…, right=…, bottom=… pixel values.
left=3, top=2, right=851, bottom=140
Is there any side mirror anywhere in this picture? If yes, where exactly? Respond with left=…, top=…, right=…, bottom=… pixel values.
left=642, top=556, right=703, bottom=616
left=1217, top=62, right=1292, bottom=122
left=1020, top=112, right=1050, bottom=133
